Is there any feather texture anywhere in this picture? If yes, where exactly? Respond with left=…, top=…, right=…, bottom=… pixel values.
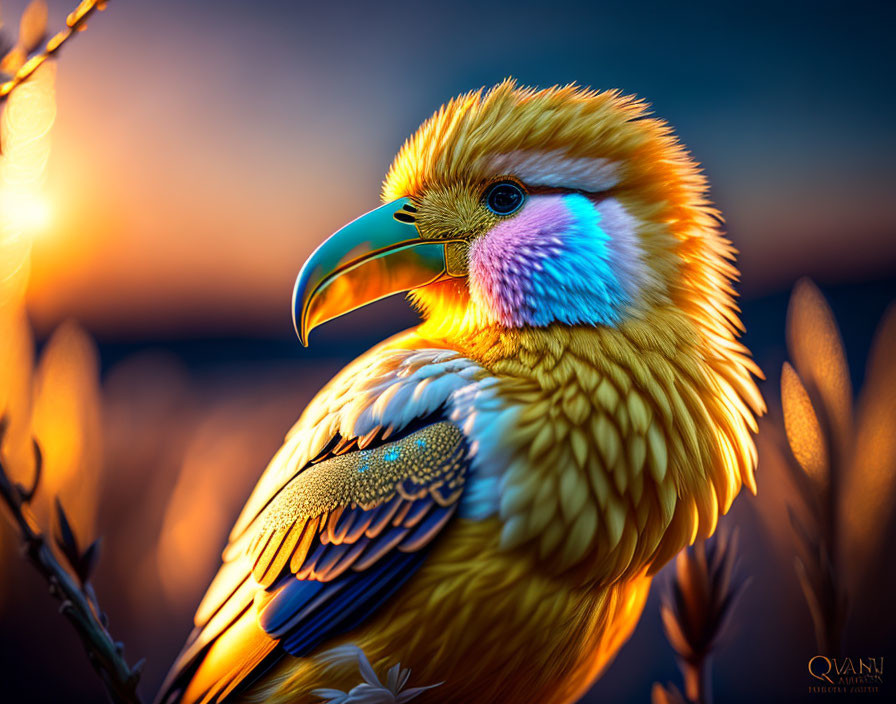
left=161, top=81, right=763, bottom=704
left=157, top=417, right=469, bottom=704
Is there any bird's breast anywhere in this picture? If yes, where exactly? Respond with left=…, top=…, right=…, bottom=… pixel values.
left=448, top=315, right=758, bottom=585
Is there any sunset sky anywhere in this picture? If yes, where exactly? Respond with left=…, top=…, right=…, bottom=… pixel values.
left=2, top=4, right=895, bottom=703
left=12, top=0, right=896, bottom=338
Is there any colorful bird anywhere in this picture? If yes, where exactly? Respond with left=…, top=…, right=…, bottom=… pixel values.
left=158, top=81, right=764, bottom=704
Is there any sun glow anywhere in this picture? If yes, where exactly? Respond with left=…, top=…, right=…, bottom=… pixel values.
left=0, top=188, right=51, bottom=232
left=1, top=62, right=56, bottom=310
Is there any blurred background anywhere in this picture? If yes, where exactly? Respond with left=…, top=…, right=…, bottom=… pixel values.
left=0, top=0, right=894, bottom=702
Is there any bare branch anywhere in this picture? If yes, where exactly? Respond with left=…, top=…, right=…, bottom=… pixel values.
left=0, top=415, right=145, bottom=704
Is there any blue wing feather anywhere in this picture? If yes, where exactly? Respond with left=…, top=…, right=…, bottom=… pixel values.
left=157, top=420, right=468, bottom=704
left=278, top=549, right=427, bottom=656
left=258, top=492, right=456, bottom=657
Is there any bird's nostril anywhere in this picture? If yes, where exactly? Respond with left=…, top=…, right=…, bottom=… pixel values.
left=393, top=205, right=417, bottom=224
left=393, top=211, right=416, bottom=224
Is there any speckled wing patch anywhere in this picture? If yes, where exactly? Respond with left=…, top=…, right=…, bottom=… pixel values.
left=246, top=421, right=467, bottom=588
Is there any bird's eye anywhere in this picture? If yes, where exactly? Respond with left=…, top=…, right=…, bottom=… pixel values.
left=484, top=181, right=526, bottom=216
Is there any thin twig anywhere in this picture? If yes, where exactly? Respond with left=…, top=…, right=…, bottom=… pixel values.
left=0, top=416, right=145, bottom=704
left=0, top=0, right=109, bottom=102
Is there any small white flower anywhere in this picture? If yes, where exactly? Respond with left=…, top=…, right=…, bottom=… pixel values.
left=312, top=645, right=442, bottom=704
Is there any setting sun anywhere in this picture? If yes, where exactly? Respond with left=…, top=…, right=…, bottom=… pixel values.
left=0, top=188, right=51, bottom=233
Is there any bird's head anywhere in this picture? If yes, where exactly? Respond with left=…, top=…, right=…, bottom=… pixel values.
left=294, top=80, right=736, bottom=349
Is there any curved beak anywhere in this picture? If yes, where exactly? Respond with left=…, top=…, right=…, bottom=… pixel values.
left=293, top=197, right=465, bottom=346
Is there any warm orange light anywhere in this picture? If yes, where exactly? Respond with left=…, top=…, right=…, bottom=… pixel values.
left=0, top=188, right=51, bottom=233
left=1, top=62, right=56, bottom=312
left=1, top=63, right=58, bottom=494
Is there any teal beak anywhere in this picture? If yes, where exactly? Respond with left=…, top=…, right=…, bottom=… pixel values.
left=293, top=198, right=466, bottom=346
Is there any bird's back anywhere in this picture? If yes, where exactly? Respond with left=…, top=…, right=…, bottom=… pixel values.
left=161, top=312, right=758, bottom=704
left=157, top=331, right=488, bottom=703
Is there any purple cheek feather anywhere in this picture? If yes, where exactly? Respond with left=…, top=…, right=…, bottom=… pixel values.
left=469, top=194, right=645, bottom=328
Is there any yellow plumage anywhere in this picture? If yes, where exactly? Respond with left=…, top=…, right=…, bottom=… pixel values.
left=161, top=80, right=763, bottom=704
left=254, top=516, right=652, bottom=704
left=245, top=310, right=759, bottom=702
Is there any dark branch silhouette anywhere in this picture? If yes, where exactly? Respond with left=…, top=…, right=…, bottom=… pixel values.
left=0, top=416, right=145, bottom=704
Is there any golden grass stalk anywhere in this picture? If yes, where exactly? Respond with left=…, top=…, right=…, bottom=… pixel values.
left=771, top=278, right=896, bottom=654
left=841, top=303, right=896, bottom=589
left=777, top=279, right=849, bottom=654
left=653, top=531, right=747, bottom=704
